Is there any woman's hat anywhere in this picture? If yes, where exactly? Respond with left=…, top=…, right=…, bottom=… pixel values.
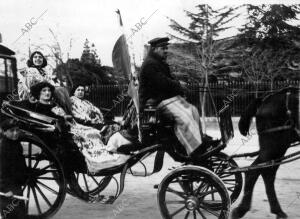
left=30, top=81, right=55, bottom=99
left=71, top=84, right=86, bottom=96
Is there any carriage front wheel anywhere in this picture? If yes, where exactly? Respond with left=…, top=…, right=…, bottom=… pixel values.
left=19, top=131, right=66, bottom=219
left=208, top=152, right=243, bottom=204
left=158, top=166, right=230, bottom=219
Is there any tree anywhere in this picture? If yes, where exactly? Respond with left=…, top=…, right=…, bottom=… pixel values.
left=239, top=4, right=300, bottom=46
left=236, top=4, right=300, bottom=88
left=91, top=43, right=101, bottom=65
left=168, top=4, right=240, bottom=131
left=80, top=39, right=101, bottom=65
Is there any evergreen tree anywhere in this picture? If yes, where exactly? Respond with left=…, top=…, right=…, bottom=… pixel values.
left=169, top=4, right=240, bottom=131
left=80, top=39, right=101, bottom=65
left=81, top=38, right=91, bottom=63
left=239, top=4, right=300, bottom=47
left=91, top=43, right=101, bottom=65
left=168, top=4, right=240, bottom=82
left=169, top=5, right=240, bottom=43
left=236, top=4, right=300, bottom=86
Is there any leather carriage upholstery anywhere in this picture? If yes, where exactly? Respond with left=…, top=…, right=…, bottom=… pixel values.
left=1, top=100, right=61, bottom=133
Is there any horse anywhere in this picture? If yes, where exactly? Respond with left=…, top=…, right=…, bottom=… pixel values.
left=231, top=87, right=299, bottom=219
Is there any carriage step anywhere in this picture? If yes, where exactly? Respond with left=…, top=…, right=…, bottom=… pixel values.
left=154, top=184, right=159, bottom=189
left=89, top=195, right=116, bottom=204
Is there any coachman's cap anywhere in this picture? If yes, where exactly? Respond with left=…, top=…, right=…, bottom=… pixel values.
left=148, top=37, right=169, bottom=47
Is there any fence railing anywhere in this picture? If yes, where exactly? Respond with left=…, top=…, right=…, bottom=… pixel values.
left=87, top=81, right=299, bottom=117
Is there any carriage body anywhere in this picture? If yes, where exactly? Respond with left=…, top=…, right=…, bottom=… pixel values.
left=1, top=100, right=241, bottom=219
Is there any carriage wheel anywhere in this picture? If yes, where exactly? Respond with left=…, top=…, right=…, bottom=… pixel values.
left=208, top=152, right=243, bottom=204
left=67, top=172, right=112, bottom=200
left=20, top=133, right=66, bottom=219
left=158, top=166, right=230, bottom=219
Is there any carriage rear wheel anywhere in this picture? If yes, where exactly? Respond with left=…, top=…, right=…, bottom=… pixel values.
left=158, top=166, right=230, bottom=219
left=67, top=172, right=112, bottom=201
left=207, top=152, right=243, bottom=204
left=20, top=132, right=66, bottom=219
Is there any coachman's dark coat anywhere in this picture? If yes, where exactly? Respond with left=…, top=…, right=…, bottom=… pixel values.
left=139, top=52, right=183, bottom=109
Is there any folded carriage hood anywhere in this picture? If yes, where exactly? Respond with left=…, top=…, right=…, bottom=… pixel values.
left=0, top=44, right=15, bottom=56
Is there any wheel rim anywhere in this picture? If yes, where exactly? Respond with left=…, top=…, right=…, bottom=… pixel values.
left=20, top=137, right=66, bottom=219
left=158, top=167, right=230, bottom=219
left=207, top=153, right=243, bottom=204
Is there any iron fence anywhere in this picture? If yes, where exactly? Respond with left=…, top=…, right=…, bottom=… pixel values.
left=87, top=81, right=299, bottom=117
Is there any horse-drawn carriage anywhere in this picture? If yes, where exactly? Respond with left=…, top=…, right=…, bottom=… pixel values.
left=0, top=96, right=243, bottom=219
left=1, top=84, right=299, bottom=219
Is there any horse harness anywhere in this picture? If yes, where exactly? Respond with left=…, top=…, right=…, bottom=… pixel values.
left=259, top=87, right=300, bottom=141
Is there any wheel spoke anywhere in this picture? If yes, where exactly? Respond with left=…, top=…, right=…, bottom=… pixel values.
left=211, top=186, right=215, bottom=200
left=34, top=182, right=52, bottom=207
left=214, top=160, right=224, bottom=174
left=90, top=176, right=101, bottom=187
left=199, top=204, right=220, bottom=217
left=193, top=181, right=207, bottom=195
left=197, top=208, right=207, bottom=219
left=218, top=173, right=233, bottom=178
left=38, top=176, right=58, bottom=180
left=25, top=186, right=30, bottom=213
left=39, top=163, right=54, bottom=172
left=32, top=159, right=41, bottom=169
left=83, top=174, right=90, bottom=192
left=198, top=188, right=218, bottom=198
left=184, top=211, right=190, bottom=219
left=37, top=180, right=59, bottom=195
left=195, top=183, right=208, bottom=196
left=170, top=205, right=186, bottom=218
left=166, top=200, right=186, bottom=204
left=31, top=185, right=42, bottom=215
left=223, top=182, right=236, bottom=186
left=222, top=178, right=236, bottom=182
left=193, top=210, right=196, bottom=219
left=166, top=187, right=186, bottom=199
left=177, top=177, right=190, bottom=194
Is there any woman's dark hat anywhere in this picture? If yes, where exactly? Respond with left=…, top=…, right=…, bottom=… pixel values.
left=148, top=37, right=169, bottom=48
left=71, top=84, right=85, bottom=96
left=30, top=81, right=55, bottom=99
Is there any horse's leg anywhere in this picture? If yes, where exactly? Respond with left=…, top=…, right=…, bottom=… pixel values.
left=231, top=158, right=261, bottom=219
left=261, top=166, right=288, bottom=219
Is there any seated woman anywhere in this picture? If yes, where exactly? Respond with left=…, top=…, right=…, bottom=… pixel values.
left=70, top=84, right=120, bottom=143
left=70, top=84, right=105, bottom=127
left=29, top=81, right=129, bottom=173
left=18, top=51, right=72, bottom=114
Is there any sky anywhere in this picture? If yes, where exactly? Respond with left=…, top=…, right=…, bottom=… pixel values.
left=0, top=0, right=299, bottom=68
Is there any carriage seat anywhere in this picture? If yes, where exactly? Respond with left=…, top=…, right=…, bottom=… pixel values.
left=141, top=99, right=173, bottom=128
